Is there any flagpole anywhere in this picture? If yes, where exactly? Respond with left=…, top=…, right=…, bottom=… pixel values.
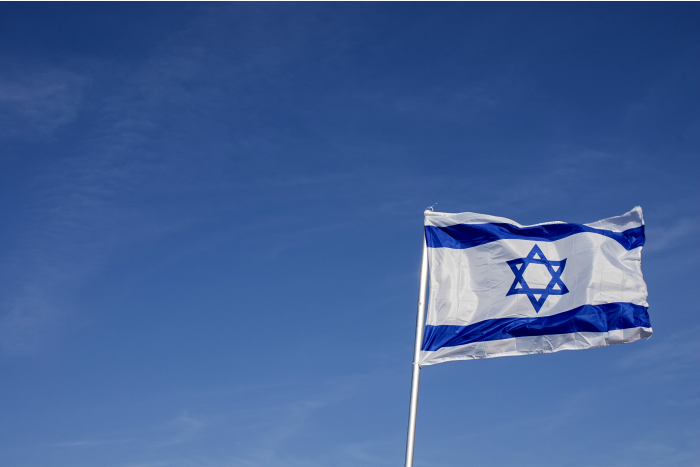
left=404, top=231, right=429, bottom=467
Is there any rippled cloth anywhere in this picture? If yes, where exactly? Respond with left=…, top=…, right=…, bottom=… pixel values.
left=420, top=207, right=651, bottom=366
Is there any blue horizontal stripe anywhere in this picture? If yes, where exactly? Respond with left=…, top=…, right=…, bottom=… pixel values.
left=422, top=302, right=650, bottom=351
left=425, top=223, right=644, bottom=251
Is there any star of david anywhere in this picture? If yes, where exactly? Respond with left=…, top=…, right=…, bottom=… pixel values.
left=506, top=244, right=569, bottom=313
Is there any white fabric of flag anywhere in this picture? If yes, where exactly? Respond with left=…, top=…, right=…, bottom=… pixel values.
left=420, top=207, right=651, bottom=366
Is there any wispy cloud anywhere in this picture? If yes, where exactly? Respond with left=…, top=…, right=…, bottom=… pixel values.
left=0, top=66, right=87, bottom=138
left=644, top=216, right=700, bottom=253
left=0, top=8, right=521, bottom=357
left=45, top=438, right=132, bottom=449
left=34, top=377, right=365, bottom=467
left=615, top=326, right=700, bottom=377
left=151, top=413, right=206, bottom=448
left=0, top=29, right=219, bottom=355
left=340, top=438, right=400, bottom=466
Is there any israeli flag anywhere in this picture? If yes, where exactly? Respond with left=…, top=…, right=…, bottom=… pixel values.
left=420, top=207, right=651, bottom=366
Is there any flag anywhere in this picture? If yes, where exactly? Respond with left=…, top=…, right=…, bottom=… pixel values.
left=420, top=207, right=651, bottom=366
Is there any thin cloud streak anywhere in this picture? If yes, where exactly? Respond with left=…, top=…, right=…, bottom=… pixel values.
left=0, top=66, right=87, bottom=138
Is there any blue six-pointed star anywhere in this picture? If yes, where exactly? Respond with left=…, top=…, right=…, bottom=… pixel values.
left=506, top=244, right=569, bottom=312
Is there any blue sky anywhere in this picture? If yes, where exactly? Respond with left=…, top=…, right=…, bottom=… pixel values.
left=0, top=3, right=698, bottom=467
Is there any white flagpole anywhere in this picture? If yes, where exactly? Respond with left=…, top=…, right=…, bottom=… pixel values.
left=404, top=232, right=429, bottom=467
